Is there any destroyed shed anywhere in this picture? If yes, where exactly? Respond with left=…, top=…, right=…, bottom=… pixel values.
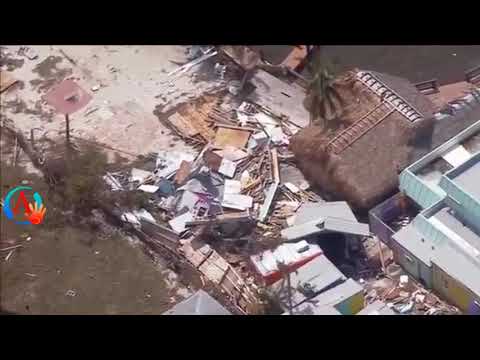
left=291, top=70, right=480, bottom=209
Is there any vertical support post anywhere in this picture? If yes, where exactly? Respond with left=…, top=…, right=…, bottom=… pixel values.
left=65, top=113, right=70, bottom=149
left=377, top=236, right=386, bottom=274
left=277, top=261, right=293, bottom=315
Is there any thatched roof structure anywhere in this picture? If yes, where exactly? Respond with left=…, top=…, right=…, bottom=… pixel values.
left=291, top=70, right=480, bottom=210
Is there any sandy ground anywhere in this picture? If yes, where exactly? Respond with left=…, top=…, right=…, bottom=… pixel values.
left=0, top=224, right=192, bottom=315
left=1, top=45, right=227, bottom=314
left=0, top=142, right=193, bottom=315
left=1, top=45, right=224, bottom=159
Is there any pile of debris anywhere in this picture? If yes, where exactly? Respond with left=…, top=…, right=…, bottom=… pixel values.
left=365, top=275, right=460, bottom=315
left=103, top=90, right=327, bottom=313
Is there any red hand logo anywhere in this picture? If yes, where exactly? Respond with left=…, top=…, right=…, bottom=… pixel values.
left=25, top=202, right=46, bottom=225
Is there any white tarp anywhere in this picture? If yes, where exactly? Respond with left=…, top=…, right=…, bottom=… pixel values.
left=442, top=145, right=471, bottom=167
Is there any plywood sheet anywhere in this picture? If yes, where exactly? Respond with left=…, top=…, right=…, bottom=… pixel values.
left=199, top=251, right=229, bottom=284
left=214, top=127, right=251, bottom=149
left=168, top=112, right=199, bottom=137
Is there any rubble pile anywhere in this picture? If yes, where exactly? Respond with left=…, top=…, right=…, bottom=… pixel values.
left=104, top=85, right=326, bottom=313
left=365, top=274, right=460, bottom=315
left=98, top=47, right=465, bottom=315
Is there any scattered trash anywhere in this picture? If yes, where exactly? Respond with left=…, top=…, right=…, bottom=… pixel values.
left=169, top=211, right=194, bottom=234
left=214, top=63, right=227, bottom=80
left=399, top=275, right=409, bottom=287
left=224, top=180, right=242, bottom=195
left=138, top=184, right=160, bottom=193
left=218, top=158, right=237, bottom=178
left=104, top=173, right=123, bottom=191
left=396, top=301, right=414, bottom=314
left=84, top=106, right=100, bottom=116
left=65, top=290, right=76, bottom=297
left=18, top=46, right=38, bottom=60
left=415, top=293, right=426, bottom=303
left=121, top=212, right=141, bottom=226
left=0, top=244, right=23, bottom=252
left=284, top=182, right=300, bottom=194
left=157, top=179, right=176, bottom=196
left=174, top=161, right=192, bottom=185
left=5, top=251, right=14, bottom=261
left=167, top=49, right=217, bottom=78
left=133, top=209, right=156, bottom=224
left=155, top=150, right=196, bottom=179
left=222, top=194, right=253, bottom=211
left=91, top=84, right=101, bottom=92
left=131, top=168, right=153, bottom=184
left=228, top=80, right=242, bottom=95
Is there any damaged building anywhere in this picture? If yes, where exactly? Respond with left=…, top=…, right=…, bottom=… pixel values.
left=370, top=120, right=480, bottom=314
left=291, top=70, right=480, bottom=209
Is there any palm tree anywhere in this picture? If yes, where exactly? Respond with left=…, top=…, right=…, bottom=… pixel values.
left=304, top=55, right=345, bottom=129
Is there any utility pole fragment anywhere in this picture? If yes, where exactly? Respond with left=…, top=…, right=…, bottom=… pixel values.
left=277, top=261, right=294, bottom=315
left=65, top=113, right=70, bottom=149
left=377, top=236, right=386, bottom=274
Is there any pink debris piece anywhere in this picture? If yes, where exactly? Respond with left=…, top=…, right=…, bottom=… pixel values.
left=44, top=79, right=92, bottom=115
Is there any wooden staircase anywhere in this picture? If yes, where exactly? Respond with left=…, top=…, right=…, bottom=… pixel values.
left=326, top=102, right=395, bottom=155
left=356, top=71, right=424, bottom=122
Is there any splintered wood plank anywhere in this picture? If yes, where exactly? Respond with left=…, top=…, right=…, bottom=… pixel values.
left=0, top=71, right=18, bottom=93
left=214, top=127, right=251, bottom=149
left=183, top=244, right=208, bottom=268
left=199, top=251, right=230, bottom=284
left=281, top=46, right=308, bottom=71
left=167, top=113, right=199, bottom=137
left=178, top=101, right=216, bottom=142
left=174, top=160, right=192, bottom=185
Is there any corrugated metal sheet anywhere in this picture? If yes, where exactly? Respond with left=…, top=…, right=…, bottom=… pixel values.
left=281, top=201, right=369, bottom=241
left=297, top=278, right=364, bottom=315
left=281, top=219, right=324, bottom=241
left=269, top=254, right=346, bottom=310
left=248, top=69, right=310, bottom=129
left=294, top=201, right=357, bottom=226
left=324, top=218, right=370, bottom=236
left=285, top=304, right=342, bottom=315
left=163, top=290, right=231, bottom=315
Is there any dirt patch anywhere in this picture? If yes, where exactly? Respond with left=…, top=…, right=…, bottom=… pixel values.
left=0, top=53, right=25, bottom=71
left=0, top=144, right=187, bottom=314
left=29, top=78, right=58, bottom=93
left=0, top=225, right=181, bottom=314
left=33, top=56, right=64, bottom=79
left=3, top=99, right=54, bottom=121
left=30, top=56, right=72, bottom=93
